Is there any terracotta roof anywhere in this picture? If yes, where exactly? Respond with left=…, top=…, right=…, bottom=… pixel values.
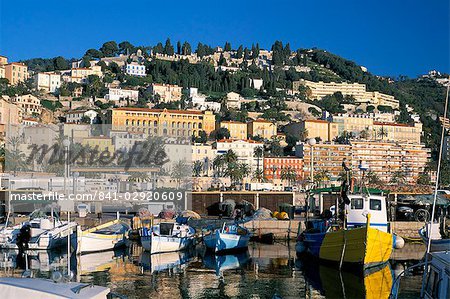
left=373, top=122, right=412, bottom=127
left=221, top=121, right=245, bottom=124
left=305, top=119, right=328, bottom=123
left=113, top=107, right=203, bottom=115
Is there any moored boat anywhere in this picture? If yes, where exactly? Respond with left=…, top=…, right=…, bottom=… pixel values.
left=0, top=277, right=110, bottom=299
left=140, top=221, right=196, bottom=254
left=296, top=191, right=404, bottom=270
left=204, top=223, right=251, bottom=253
left=79, top=220, right=130, bottom=254
left=419, top=221, right=450, bottom=252
left=0, top=218, right=78, bottom=251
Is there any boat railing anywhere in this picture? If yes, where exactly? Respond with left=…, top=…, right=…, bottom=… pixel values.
left=389, top=261, right=426, bottom=299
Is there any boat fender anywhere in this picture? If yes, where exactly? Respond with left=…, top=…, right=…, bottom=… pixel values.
left=393, top=234, right=405, bottom=249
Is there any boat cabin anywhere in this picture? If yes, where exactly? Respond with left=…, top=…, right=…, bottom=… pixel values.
left=423, top=252, right=450, bottom=299
left=345, top=194, right=388, bottom=232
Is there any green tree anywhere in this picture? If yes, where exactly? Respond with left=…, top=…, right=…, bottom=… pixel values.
left=53, top=56, right=69, bottom=70
left=210, top=127, right=231, bottom=140
left=118, top=41, right=135, bottom=55
left=236, top=45, right=243, bottom=59
left=253, top=146, right=264, bottom=180
left=224, top=42, right=232, bottom=52
left=85, top=49, right=104, bottom=58
left=182, top=42, right=192, bottom=55
left=100, top=41, right=119, bottom=57
left=192, top=160, right=204, bottom=177
left=164, top=38, right=174, bottom=56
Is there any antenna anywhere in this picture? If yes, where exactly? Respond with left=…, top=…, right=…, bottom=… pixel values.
left=421, top=76, right=449, bottom=296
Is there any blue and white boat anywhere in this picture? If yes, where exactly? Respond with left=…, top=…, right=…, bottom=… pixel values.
left=418, top=222, right=450, bottom=252
left=140, top=222, right=196, bottom=254
left=204, top=223, right=251, bottom=253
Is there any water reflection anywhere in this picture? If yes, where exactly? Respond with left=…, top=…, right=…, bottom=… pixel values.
left=0, top=242, right=424, bottom=298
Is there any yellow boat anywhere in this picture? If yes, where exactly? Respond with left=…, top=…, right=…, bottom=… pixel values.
left=318, top=215, right=393, bottom=268
left=296, top=194, right=403, bottom=269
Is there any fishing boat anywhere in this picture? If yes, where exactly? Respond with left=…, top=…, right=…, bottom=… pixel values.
left=79, top=220, right=130, bottom=254
left=204, top=223, right=251, bottom=253
left=296, top=163, right=404, bottom=270
left=0, top=217, right=78, bottom=250
left=418, top=221, right=450, bottom=252
left=0, top=277, right=110, bottom=299
left=140, top=221, right=196, bottom=254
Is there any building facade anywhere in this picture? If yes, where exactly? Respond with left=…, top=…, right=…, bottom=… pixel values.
left=292, top=79, right=399, bottom=109
left=443, top=136, right=450, bottom=161
left=149, top=83, right=182, bottom=103
left=220, top=121, right=247, bottom=140
left=70, top=66, right=102, bottom=83
left=215, top=139, right=264, bottom=172
left=264, top=156, right=303, bottom=181
left=247, top=119, right=277, bottom=140
left=125, top=63, right=146, bottom=76
left=34, top=72, right=61, bottom=93
left=65, top=110, right=98, bottom=124
left=106, top=88, right=139, bottom=102
left=107, top=107, right=216, bottom=137
left=12, top=94, right=41, bottom=116
left=4, top=62, right=28, bottom=85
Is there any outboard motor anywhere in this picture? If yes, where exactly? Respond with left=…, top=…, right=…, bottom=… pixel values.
left=16, top=222, right=32, bottom=251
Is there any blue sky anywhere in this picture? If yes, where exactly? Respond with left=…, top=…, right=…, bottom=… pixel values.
left=0, top=0, right=448, bottom=77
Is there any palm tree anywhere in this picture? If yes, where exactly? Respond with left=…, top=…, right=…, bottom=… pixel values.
left=377, top=127, right=388, bottom=140
left=314, top=169, right=330, bottom=187
left=192, top=160, right=203, bottom=177
left=389, top=170, right=407, bottom=186
left=213, top=155, right=226, bottom=177
left=5, top=136, right=28, bottom=175
left=270, top=165, right=278, bottom=180
left=253, top=146, right=264, bottom=182
left=281, top=166, right=297, bottom=186
left=366, top=170, right=381, bottom=185
left=253, top=169, right=265, bottom=182
left=359, top=128, right=369, bottom=140
left=171, top=159, right=190, bottom=188
left=224, top=149, right=237, bottom=164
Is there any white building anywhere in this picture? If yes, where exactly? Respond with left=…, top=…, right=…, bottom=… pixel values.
left=125, top=63, right=146, bottom=77
left=215, top=139, right=264, bottom=172
left=65, top=110, right=98, bottom=124
left=251, top=78, right=263, bottom=90
left=190, top=88, right=221, bottom=112
left=226, top=92, right=241, bottom=109
left=34, top=72, right=61, bottom=93
left=110, top=130, right=147, bottom=152
left=12, top=94, right=41, bottom=116
left=106, top=88, right=139, bottom=102
left=149, top=83, right=182, bottom=103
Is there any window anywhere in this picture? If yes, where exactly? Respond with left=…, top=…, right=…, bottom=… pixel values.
left=351, top=198, right=363, bottom=209
left=370, top=199, right=382, bottom=211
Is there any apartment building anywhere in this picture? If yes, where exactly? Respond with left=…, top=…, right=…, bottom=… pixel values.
left=247, top=119, right=277, bottom=140
left=12, top=94, right=41, bottom=116
left=351, top=141, right=430, bottom=184
left=65, top=110, right=98, bottom=124
left=106, top=88, right=139, bottom=102
left=295, top=141, right=430, bottom=185
left=107, top=107, right=216, bottom=137
left=264, top=156, right=303, bottom=181
left=4, top=62, right=29, bottom=85
left=125, top=62, right=146, bottom=77
left=285, top=119, right=335, bottom=142
left=220, top=121, right=247, bottom=140
left=295, top=142, right=352, bottom=182
left=292, top=79, right=399, bottom=109
left=70, top=65, right=102, bottom=83
left=286, top=116, right=422, bottom=144
left=149, top=83, right=182, bottom=103
left=215, top=139, right=264, bottom=172
left=34, top=72, right=61, bottom=93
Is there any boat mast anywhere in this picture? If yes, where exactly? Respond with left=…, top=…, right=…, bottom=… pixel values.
left=421, top=76, right=450, bottom=296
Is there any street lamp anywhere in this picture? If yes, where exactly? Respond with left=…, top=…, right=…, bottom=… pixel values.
left=61, top=138, right=71, bottom=279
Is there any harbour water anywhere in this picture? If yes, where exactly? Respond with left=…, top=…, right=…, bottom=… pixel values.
left=0, top=242, right=426, bottom=298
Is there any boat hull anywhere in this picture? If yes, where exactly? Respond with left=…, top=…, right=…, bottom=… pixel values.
left=79, top=220, right=129, bottom=254
left=148, top=235, right=194, bottom=254
left=297, top=226, right=393, bottom=269
left=419, top=228, right=450, bottom=252
left=204, top=231, right=250, bottom=253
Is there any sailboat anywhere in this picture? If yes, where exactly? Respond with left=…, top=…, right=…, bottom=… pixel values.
left=296, top=163, right=404, bottom=270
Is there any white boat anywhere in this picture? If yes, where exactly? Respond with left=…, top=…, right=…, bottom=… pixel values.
left=0, top=218, right=78, bottom=250
left=79, top=220, right=130, bottom=254
left=140, top=222, right=195, bottom=254
left=0, top=277, right=110, bottom=299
